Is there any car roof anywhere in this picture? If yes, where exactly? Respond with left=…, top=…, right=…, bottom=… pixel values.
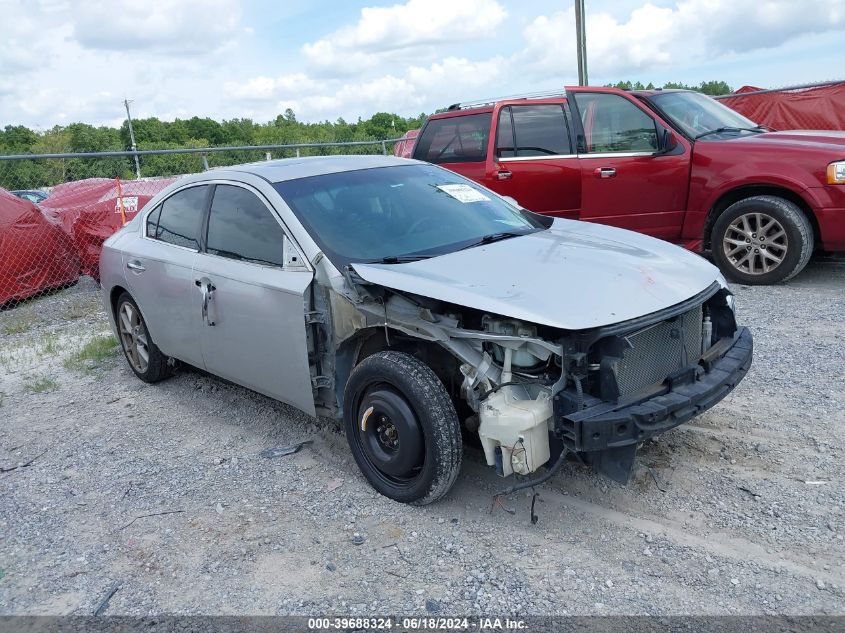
left=212, top=154, right=423, bottom=183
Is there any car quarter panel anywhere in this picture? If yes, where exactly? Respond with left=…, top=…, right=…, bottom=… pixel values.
left=122, top=233, right=204, bottom=367
left=683, top=137, right=845, bottom=247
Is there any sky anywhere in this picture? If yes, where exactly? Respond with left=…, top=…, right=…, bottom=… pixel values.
left=1, top=0, right=843, bottom=129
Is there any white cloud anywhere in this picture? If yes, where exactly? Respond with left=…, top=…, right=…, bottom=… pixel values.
left=224, top=74, right=321, bottom=102
left=227, top=56, right=508, bottom=122
left=302, top=0, right=507, bottom=74
left=520, top=0, right=845, bottom=79
left=2, top=0, right=845, bottom=130
left=70, top=0, right=243, bottom=55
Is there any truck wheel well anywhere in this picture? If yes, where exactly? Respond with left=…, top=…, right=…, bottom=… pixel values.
left=705, top=185, right=819, bottom=250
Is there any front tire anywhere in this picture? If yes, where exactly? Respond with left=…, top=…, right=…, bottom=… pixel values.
left=711, top=195, right=813, bottom=285
left=343, top=351, right=462, bottom=505
left=115, top=292, right=172, bottom=383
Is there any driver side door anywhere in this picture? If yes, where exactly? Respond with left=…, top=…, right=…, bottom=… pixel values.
left=571, top=91, right=691, bottom=240
left=192, top=183, right=316, bottom=414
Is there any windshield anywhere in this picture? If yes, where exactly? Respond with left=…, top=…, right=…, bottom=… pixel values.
left=647, top=91, right=762, bottom=139
left=274, top=164, right=546, bottom=266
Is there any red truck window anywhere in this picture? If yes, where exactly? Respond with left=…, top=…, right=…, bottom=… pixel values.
left=413, top=113, right=491, bottom=164
left=573, top=93, right=658, bottom=153
left=497, top=105, right=572, bottom=158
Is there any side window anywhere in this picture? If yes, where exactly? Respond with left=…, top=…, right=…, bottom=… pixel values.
left=153, top=185, right=208, bottom=249
left=510, top=105, right=572, bottom=156
left=206, top=185, right=286, bottom=267
left=496, top=107, right=516, bottom=158
left=412, top=113, right=491, bottom=164
left=573, top=93, right=658, bottom=153
left=145, top=205, right=161, bottom=237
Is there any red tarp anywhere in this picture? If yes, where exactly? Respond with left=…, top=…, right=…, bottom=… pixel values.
left=0, top=188, right=80, bottom=306
left=720, top=83, right=845, bottom=130
left=393, top=129, right=419, bottom=158
left=41, top=177, right=176, bottom=278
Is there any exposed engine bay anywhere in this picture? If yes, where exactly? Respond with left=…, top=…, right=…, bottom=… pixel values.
left=305, top=256, right=746, bottom=485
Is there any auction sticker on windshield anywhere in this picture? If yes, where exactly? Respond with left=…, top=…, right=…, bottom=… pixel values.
left=436, top=184, right=490, bottom=203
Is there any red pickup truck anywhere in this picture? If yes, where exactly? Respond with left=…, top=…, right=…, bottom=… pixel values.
left=411, top=87, right=845, bottom=284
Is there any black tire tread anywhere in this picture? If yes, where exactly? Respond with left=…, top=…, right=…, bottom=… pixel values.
left=116, top=292, right=172, bottom=384
left=712, top=195, right=813, bottom=284
left=344, top=351, right=462, bottom=505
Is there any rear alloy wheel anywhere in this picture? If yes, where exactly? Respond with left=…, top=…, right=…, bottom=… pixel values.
left=711, top=195, right=813, bottom=285
left=343, top=351, right=462, bottom=505
left=115, top=292, right=172, bottom=383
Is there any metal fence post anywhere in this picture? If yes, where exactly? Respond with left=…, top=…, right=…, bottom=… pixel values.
left=202, top=155, right=210, bottom=171
left=381, top=141, right=388, bottom=156
left=265, top=152, right=271, bottom=161
left=296, top=148, right=300, bottom=158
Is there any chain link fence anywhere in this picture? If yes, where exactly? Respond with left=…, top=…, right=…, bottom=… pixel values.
left=0, top=139, right=400, bottom=317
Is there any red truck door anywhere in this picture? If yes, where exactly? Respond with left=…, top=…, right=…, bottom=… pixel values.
left=482, top=103, right=581, bottom=219
left=569, top=90, right=690, bottom=240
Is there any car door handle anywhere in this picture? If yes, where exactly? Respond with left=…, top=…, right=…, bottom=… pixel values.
left=195, top=279, right=216, bottom=326
left=126, top=260, right=146, bottom=272
left=594, top=167, right=617, bottom=179
left=495, top=170, right=512, bottom=180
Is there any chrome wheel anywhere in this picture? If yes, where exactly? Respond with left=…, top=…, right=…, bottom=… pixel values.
left=118, top=301, right=150, bottom=374
left=722, top=212, right=788, bottom=276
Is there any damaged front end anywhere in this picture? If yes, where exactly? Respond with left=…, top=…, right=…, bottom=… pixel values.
left=311, top=258, right=752, bottom=485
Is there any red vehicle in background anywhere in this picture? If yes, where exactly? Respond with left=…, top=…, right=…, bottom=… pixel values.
left=412, top=87, right=845, bottom=284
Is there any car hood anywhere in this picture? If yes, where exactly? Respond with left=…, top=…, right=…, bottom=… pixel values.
left=352, top=219, right=721, bottom=331
left=720, top=130, right=845, bottom=153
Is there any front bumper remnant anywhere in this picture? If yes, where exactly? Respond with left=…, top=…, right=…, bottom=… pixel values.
left=554, top=327, right=753, bottom=482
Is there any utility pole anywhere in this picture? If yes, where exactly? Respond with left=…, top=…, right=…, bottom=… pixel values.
left=123, top=99, right=142, bottom=179
left=574, top=0, right=588, bottom=86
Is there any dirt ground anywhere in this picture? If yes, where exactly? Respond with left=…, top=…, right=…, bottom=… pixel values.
left=1, top=262, right=843, bottom=616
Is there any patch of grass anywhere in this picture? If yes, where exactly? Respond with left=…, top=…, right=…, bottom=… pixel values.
left=63, top=334, right=119, bottom=372
left=1, top=313, right=38, bottom=335
left=24, top=374, right=59, bottom=394
left=38, top=333, right=64, bottom=357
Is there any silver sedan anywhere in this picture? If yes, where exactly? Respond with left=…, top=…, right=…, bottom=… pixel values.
left=101, top=155, right=751, bottom=504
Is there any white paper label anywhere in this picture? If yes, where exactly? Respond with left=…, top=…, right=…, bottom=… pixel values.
left=436, top=184, right=490, bottom=203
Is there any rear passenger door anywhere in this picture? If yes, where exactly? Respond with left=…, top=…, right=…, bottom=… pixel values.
left=484, top=104, right=581, bottom=218
left=192, top=183, right=316, bottom=414
left=126, top=184, right=209, bottom=367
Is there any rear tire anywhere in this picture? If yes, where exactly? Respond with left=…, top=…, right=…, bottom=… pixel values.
left=115, top=292, right=172, bottom=383
left=711, top=195, right=813, bottom=285
left=343, top=351, right=462, bottom=505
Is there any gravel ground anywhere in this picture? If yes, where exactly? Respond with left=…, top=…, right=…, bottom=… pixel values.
left=1, top=262, right=843, bottom=617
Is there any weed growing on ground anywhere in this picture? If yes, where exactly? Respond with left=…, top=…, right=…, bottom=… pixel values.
left=63, top=334, right=118, bottom=372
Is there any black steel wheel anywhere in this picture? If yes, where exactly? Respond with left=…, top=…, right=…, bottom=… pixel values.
left=343, top=351, right=462, bottom=505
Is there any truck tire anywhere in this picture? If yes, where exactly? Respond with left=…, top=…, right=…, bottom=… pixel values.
left=115, top=292, right=172, bottom=383
left=711, top=195, right=813, bottom=285
left=343, top=351, right=462, bottom=505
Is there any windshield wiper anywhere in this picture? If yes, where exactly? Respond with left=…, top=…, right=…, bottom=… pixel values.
left=373, top=255, right=434, bottom=264
left=695, top=126, right=765, bottom=140
left=457, top=231, right=526, bottom=251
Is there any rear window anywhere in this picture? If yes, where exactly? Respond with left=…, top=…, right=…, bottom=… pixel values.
left=413, top=113, right=491, bottom=164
